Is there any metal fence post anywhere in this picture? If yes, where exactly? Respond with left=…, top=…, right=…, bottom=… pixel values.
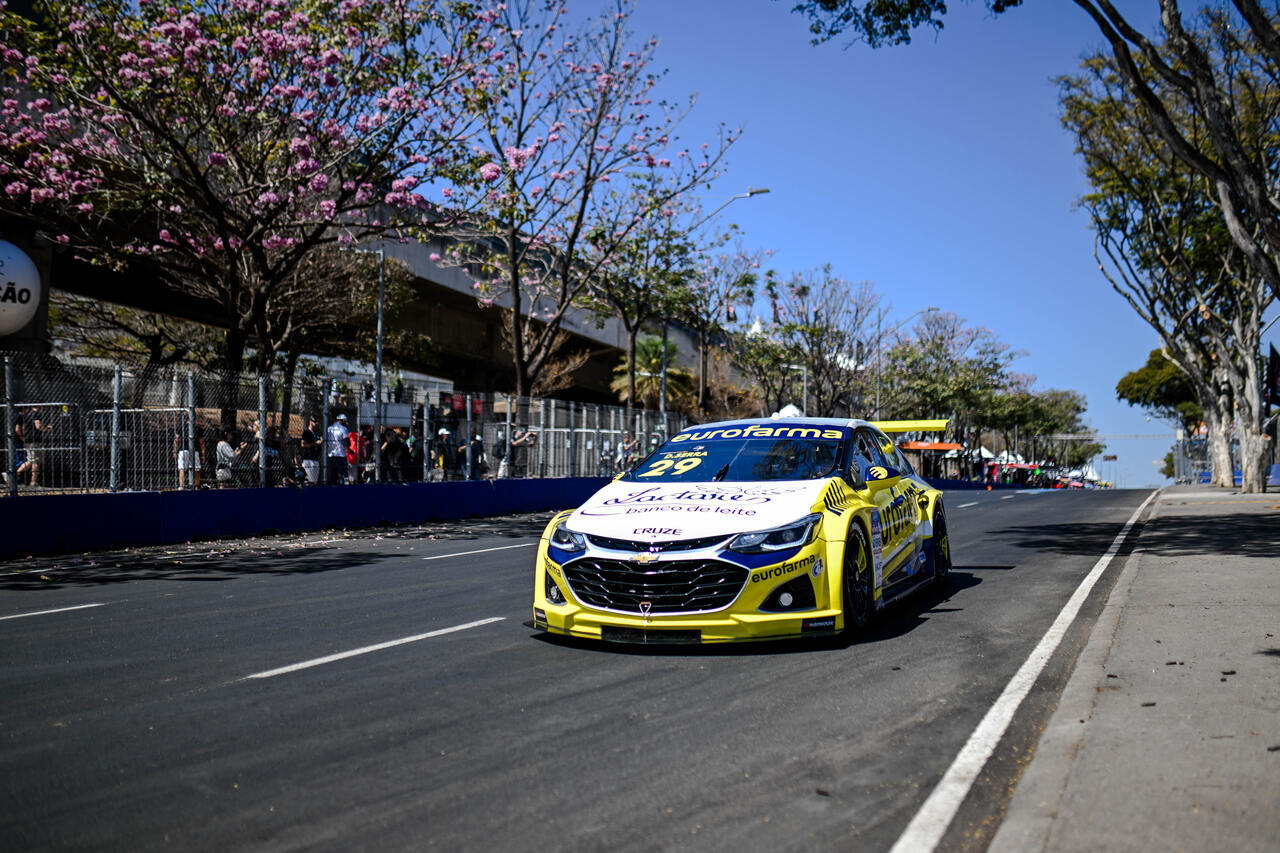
left=539, top=399, right=547, bottom=479
left=186, top=372, right=196, bottom=490
left=593, top=405, right=602, bottom=478
left=320, top=377, right=329, bottom=486
left=568, top=402, right=577, bottom=478
left=109, top=365, right=122, bottom=493
left=5, top=356, right=15, bottom=497
left=258, top=376, right=266, bottom=488
left=465, top=393, right=473, bottom=480
left=504, top=393, right=513, bottom=479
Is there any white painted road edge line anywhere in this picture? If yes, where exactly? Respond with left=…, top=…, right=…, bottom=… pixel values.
left=421, top=543, right=535, bottom=561
left=958, top=501, right=979, bottom=509
left=241, top=617, right=506, bottom=681
left=888, top=489, right=1158, bottom=853
left=1001, top=495, right=1016, bottom=500
left=0, top=603, right=106, bottom=622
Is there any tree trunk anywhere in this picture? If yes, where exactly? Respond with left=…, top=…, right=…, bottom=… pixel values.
left=219, top=326, right=249, bottom=429
left=279, top=348, right=300, bottom=454
left=625, top=323, right=638, bottom=415
left=1203, top=395, right=1234, bottom=488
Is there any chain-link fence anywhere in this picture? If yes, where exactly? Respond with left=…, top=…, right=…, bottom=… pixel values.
left=1, top=351, right=689, bottom=495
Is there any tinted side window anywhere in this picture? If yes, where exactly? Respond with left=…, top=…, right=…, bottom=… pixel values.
left=854, top=428, right=891, bottom=468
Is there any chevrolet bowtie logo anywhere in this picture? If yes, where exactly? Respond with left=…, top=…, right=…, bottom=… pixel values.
left=631, top=552, right=658, bottom=564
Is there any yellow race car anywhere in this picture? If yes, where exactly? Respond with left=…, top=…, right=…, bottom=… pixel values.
left=531, top=418, right=951, bottom=644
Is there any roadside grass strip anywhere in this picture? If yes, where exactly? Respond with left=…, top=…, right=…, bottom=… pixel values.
left=888, top=489, right=1158, bottom=853
left=240, top=617, right=506, bottom=681
left=0, top=603, right=106, bottom=621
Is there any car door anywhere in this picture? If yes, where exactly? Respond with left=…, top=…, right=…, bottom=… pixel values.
left=854, top=427, right=920, bottom=587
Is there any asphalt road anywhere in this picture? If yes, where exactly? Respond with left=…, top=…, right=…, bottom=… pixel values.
left=0, top=487, right=1152, bottom=852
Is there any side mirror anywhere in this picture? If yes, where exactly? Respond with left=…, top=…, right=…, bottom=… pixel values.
left=862, top=465, right=902, bottom=493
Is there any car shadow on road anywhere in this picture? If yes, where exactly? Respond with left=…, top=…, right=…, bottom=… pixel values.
left=530, top=570, right=985, bottom=657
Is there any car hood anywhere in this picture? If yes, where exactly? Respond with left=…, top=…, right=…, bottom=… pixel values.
left=567, top=479, right=829, bottom=542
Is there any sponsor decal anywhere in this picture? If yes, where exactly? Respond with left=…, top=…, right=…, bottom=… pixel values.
left=811, top=557, right=824, bottom=579
left=543, top=557, right=561, bottom=578
left=669, top=425, right=845, bottom=442
left=634, top=527, right=681, bottom=536
left=868, top=465, right=889, bottom=480
left=802, top=616, right=836, bottom=632
left=869, top=509, right=885, bottom=588
left=580, top=484, right=803, bottom=517
left=751, top=553, right=819, bottom=584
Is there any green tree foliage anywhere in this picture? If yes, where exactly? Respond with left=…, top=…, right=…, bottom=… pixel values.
left=1060, top=30, right=1275, bottom=490
left=609, top=336, right=694, bottom=411
left=1115, top=349, right=1203, bottom=434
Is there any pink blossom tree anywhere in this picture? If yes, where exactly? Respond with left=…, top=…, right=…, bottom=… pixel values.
left=434, top=0, right=737, bottom=406
left=0, top=0, right=495, bottom=419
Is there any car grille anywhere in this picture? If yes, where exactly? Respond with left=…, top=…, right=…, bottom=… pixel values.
left=584, top=533, right=728, bottom=552
left=563, top=558, right=749, bottom=614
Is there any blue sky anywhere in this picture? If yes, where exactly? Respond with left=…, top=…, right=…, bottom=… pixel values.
left=615, top=0, right=1279, bottom=488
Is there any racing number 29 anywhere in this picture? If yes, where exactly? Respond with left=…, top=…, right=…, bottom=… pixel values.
left=638, top=458, right=702, bottom=477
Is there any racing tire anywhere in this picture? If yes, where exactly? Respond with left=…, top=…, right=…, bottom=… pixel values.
left=842, top=523, right=874, bottom=633
left=931, top=508, right=951, bottom=587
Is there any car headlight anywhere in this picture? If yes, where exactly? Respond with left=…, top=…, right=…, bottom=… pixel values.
left=728, top=514, right=821, bottom=554
left=550, top=520, right=586, bottom=553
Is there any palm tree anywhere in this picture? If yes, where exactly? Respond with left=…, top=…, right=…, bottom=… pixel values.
left=611, top=336, right=695, bottom=410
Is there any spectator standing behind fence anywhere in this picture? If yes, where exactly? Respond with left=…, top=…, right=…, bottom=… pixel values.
left=506, top=425, right=536, bottom=478
left=173, top=430, right=202, bottom=489
left=617, top=430, right=640, bottom=473
left=381, top=427, right=407, bottom=482
left=300, top=416, right=321, bottom=484
left=9, top=418, right=26, bottom=488
left=215, top=427, right=241, bottom=487
left=325, top=413, right=349, bottom=485
left=355, top=424, right=374, bottom=482
left=21, top=406, right=48, bottom=487
left=459, top=431, right=485, bottom=480
left=250, top=424, right=281, bottom=487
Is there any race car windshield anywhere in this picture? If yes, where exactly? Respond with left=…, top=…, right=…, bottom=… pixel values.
left=624, top=426, right=845, bottom=483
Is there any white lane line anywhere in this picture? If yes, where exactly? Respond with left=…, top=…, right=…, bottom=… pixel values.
left=421, top=543, right=535, bottom=561
left=888, top=489, right=1158, bottom=853
left=240, top=617, right=505, bottom=681
left=0, top=603, right=106, bottom=622
left=958, top=501, right=979, bottom=509
left=1001, top=495, right=1015, bottom=500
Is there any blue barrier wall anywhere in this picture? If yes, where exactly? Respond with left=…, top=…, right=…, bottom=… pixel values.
left=0, top=478, right=610, bottom=561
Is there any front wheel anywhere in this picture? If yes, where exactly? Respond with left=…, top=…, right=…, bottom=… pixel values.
left=932, top=509, right=951, bottom=587
left=843, top=524, right=874, bottom=633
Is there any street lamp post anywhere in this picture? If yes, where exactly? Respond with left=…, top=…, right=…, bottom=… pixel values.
left=660, top=187, right=771, bottom=423
left=874, top=305, right=939, bottom=418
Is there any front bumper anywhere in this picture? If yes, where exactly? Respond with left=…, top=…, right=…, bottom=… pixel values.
left=532, top=530, right=842, bottom=644
left=529, top=606, right=844, bottom=644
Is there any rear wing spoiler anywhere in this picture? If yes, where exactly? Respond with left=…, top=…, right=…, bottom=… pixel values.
left=870, top=419, right=950, bottom=433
